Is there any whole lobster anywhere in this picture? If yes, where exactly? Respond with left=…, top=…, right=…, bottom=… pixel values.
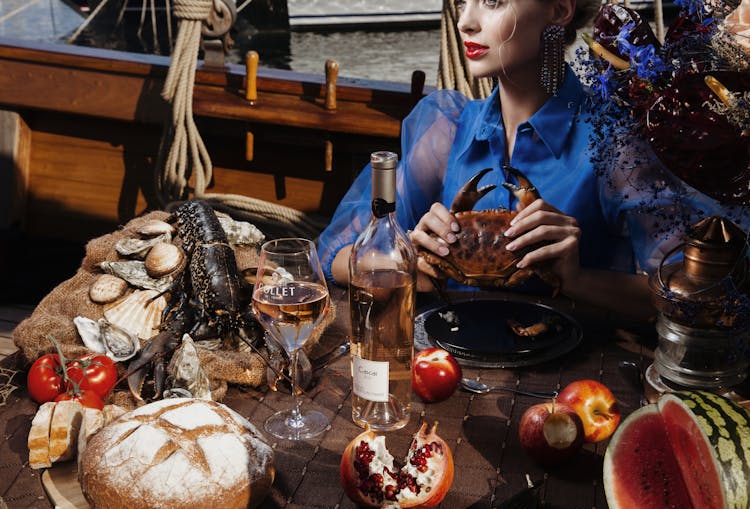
left=127, top=200, right=265, bottom=400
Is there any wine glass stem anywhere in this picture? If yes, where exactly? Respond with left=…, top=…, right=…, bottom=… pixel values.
left=289, top=349, right=304, bottom=427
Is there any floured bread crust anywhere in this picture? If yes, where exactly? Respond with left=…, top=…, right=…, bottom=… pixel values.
left=78, top=398, right=274, bottom=509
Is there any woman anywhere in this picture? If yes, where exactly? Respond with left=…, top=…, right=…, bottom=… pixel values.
left=317, top=0, right=655, bottom=319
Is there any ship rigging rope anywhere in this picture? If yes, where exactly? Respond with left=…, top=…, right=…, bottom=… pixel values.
left=156, top=0, right=327, bottom=239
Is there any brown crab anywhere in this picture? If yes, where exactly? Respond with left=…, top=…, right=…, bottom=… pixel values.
left=419, top=167, right=560, bottom=294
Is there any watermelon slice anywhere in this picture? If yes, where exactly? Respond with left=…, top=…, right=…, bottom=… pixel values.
left=603, top=405, right=696, bottom=508
left=604, top=391, right=750, bottom=509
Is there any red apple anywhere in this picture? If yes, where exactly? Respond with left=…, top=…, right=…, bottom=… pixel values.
left=518, top=401, right=584, bottom=466
left=412, top=347, right=462, bottom=403
left=557, top=379, right=621, bottom=443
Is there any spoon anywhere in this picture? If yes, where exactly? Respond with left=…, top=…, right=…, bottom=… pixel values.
left=617, top=360, right=649, bottom=407
left=460, top=378, right=558, bottom=399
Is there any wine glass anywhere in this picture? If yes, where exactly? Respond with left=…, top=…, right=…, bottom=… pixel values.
left=252, top=238, right=331, bottom=440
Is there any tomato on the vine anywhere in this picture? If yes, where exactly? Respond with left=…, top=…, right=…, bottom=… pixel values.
left=27, top=354, right=66, bottom=404
left=54, top=389, right=104, bottom=410
left=66, top=354, right=118, bottom=399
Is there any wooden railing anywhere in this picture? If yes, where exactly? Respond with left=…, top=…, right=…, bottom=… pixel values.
left=0, top=38, right=432, bottom=242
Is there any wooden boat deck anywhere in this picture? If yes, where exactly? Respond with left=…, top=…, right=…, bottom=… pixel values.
left=0, top=304, right=29, bottom=361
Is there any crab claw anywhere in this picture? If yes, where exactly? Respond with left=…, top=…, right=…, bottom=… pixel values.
left=450, top=167, right=497, bottom=213
left=502, top=166, right=540, bottom=208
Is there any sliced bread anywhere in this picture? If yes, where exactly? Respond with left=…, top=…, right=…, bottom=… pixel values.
left=48, top=400, right=84, bottom=463
left=28, top=402, right=56, bottom=469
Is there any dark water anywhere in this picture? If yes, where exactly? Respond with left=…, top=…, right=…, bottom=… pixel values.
left=8, top=1, right=440, bottom=86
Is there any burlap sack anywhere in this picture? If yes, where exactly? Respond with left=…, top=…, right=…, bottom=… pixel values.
left=11, top=210, right=313, bottom=407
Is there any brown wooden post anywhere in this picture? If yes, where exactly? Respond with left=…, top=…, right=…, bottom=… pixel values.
left=410, top=70, right=426, bottom=108
left=0, top=110, right=30, bottom=230
left=245, top=50, right=259, bottom=104
left=324, top=139, right=333, bottom=172
left=325, top=59, right=338, bottom=111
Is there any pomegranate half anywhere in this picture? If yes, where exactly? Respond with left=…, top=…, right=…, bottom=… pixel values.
left=340, top=421, right=454, bottom=508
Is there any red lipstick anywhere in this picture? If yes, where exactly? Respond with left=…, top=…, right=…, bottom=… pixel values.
left=464, top=41, right=489, bottom=59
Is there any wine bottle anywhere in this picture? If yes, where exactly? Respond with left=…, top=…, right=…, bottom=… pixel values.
left=349, top=151, right=417, bottom=431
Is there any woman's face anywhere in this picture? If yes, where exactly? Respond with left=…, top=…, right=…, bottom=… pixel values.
left=456, top=0, right=554, bottom=80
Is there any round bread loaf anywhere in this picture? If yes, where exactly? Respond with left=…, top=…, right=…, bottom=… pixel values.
left=79, top=398, right=274, bottom=509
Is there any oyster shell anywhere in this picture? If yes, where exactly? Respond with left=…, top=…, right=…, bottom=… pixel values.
left=115, top=233, right=170, bottom=259
left=166, top=334, right=212, bottom=400
left=73, top=316, right=108, bottom=354
left=99, top=261, right=173, bottom=293
left=103, top=289, right=167, bottom=340
left=144, top=242, right=186, bottom=278
left=137, top=219, right=176, bottom=237
left=73, top=316, right=140, bottom=361
left=100, top=320, right=140, bottom=361
left=217, top=214, right=265, bottom=246
left=89, top=274, right=129, bottom=304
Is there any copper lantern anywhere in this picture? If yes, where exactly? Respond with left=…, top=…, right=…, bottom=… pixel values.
left=648, top=216, right=750, bottom=389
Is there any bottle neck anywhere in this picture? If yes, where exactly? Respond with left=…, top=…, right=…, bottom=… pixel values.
left=371, top=198, right=395, bottom=219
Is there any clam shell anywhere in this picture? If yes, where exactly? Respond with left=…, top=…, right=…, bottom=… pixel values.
left=99, top=261, right=173, bottom=293
left=89, top=275, right=129, bottom=304
left=99, top=320, right=140, bottom=361
left=144, top=243, right=186, bottom=278
left=103, top=289, right=167, bottom=340
left=73, top=316, right=108, bottom=354
left=137, top=219, right=176, bottom=237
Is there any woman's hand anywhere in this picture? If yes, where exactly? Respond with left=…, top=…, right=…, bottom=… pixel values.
left=503, top=198, right=581, bottom=292
left=409, top=202, right=460, bottom=291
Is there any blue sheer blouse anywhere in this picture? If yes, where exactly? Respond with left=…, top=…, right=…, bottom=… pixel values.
left=317, top=65, right=750, bottom=288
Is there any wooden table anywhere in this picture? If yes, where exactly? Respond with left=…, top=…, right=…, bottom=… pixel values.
left=0, top=287, right=657, bottom=508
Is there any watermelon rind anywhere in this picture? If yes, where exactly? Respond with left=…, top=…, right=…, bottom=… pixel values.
left=658, top=393, right=729, bottom=509
left=666, top=391, right=750, bottom=509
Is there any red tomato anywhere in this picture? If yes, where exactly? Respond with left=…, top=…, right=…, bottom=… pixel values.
left=27, top=354, right=66, bottom=404
left=66, top=354, right=118, bottom=399
left=54, top=389, right=104, bottom=410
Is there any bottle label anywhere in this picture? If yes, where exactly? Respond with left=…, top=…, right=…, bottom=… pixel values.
left=371, top=198, right=395, bottom=218
left=352, top=356, right=390, bottom=402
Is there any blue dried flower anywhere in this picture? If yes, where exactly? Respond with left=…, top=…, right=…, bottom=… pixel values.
left=591, top=67, right=618, bottom=101
left=629, top=45, right=669, bottom=81
left=674, top=0, right=704, bottom=16
left=616, top=22, right=637, bottom=56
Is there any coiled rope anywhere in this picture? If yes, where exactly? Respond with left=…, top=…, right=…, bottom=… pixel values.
left=437, top=0, right=493, bottom=99
left=156, top=0, right=327, bottom=239
left=156, top=0, right=213, bottom=205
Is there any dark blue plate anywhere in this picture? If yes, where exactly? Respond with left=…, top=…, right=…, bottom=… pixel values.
left=414, top=298, right=582, bottom=368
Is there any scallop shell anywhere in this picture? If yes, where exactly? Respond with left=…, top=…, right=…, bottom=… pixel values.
left=73, top=316, right=108, bottom=354
left=114, top=233, right=170, bottom=259
left=144, top=243, right=186, bottom=278
left=99, top=320, right=140, bottom=361
left=89, top=274, right=129, bottom=304
left=103, top=289, right=167, bottom=340
left=99, top=261, right=173, bottom=293
left=137, top=219, right=176, bottom=237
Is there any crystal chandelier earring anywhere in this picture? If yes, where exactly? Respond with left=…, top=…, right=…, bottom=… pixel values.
left=540, top=25, right=565, bottom=96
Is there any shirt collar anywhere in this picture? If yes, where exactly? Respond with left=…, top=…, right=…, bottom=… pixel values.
left=471, top=65, right=584, bottom=159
